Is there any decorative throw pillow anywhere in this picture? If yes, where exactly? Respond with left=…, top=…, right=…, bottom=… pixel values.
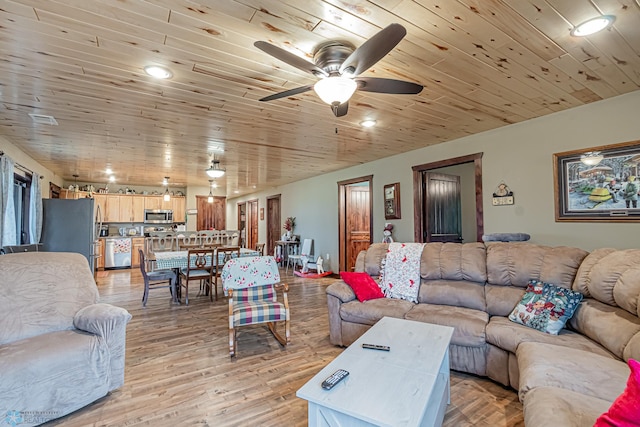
left=508, top=280, right=583, bottom=335
left=594, top=359, right=640, bottom=427
left=340, top=272, right=384, bottom=302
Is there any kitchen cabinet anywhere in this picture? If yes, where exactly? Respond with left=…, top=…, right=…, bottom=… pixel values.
left=119, top=195, right=145, bottom=222
left=60, top=189, right=91, bottom=199
left=96, top=239, right=105, bottom=270
left=172, top=197, right=186, bottom=223
left=131, top=237, right=145, bottom=268
left=103, top=195, right=121, bottom=222
left=144, top=196, right=163, bottom=211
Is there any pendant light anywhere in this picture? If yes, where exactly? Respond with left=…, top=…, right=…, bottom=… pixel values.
left=163, top=177, right=171, bottom=202
left=207, top=180, right=214, bottom=203
left=206, top=159, right=225, bottom=178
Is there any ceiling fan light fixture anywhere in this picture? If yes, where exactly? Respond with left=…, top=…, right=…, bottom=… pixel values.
left=570, top=15, right=615, bottom=37
left=206, top=159, right=226, bottom=178
left=314, top=76, right=357, bottom=105
left=144, top=65, right=173, bottom=79
left=581, top=151, right=604, bottom=166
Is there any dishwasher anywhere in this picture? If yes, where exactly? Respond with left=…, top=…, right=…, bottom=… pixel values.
left=105, top=237, right=132, bottom=269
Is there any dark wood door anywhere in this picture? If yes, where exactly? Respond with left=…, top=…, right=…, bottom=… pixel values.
left=246, top=199, right=258, bottom=250
left=266, top=195, right=281, bottom=257
left=346, top=185, right=371, bottom=271
left=237, top=202, right=246, bottom=246
left=424, top=172, right=462, bottom=242
left=196, top=196, right=226, bottom=230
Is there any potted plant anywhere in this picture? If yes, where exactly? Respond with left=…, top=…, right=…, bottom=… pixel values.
left=283, top=216, right=296, bottom=240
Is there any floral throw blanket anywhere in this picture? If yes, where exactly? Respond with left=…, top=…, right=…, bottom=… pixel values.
left=380, top=242, right=425, bottom=302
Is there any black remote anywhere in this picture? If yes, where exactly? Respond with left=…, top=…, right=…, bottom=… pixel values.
left=321, top=369, right=349, bottom=390
left=362, top=343, right=390, bottom=351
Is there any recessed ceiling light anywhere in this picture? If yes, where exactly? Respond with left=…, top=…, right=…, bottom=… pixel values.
left=360, top=119, right=377, bottom=128
left=570, top=15, right=615, bottom=37
left=109, top=176, right=115, bottom=182
left=144, top=65, right=172, bottom=79
left=105, top=168, right=113, bottom=174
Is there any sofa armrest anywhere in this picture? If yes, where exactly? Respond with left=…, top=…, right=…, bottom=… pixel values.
left=326, top=281, right=356, bottom=303
left=74, top=303, right=132, bottom=391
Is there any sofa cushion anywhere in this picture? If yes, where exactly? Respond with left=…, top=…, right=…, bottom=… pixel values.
left=485, top=284, right=528, bottom=317
left=486, top=316, right=614, bottom=357
left=420, top=242, right=487, bottom=283
left=568, top=298, right=640, bottom=361
left=339, top=298, right=414, bottom=326
left=486, top=242, right=587, bottom=288
left=508, top=280, right=583, bottom=335
left=573, top=248, right=640, bottom=316
left=339, top=272, right=384, bottom=302
left=362, top=243, right=389, bottom=277
left=417, top=279, right=486, bottom=311
left=594, top=359, right=640, bottom=427
left=0, top=252, right=99, bottom=345
left=0, top=330, right=110, bottom=420
left=523, top=386, right=612, bottom=427
left=517, top=342, right=628, bottom=402
left=405, top=304, right=488, bottom=347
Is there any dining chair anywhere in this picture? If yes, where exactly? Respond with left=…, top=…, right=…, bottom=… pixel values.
left=255, top=243, right=266, bottom=256
left=214, top=246, right=240, bottom=297
left=286, top=238, right=313, bottom=274
left=147, top=234, right=176, bottom=253
left=177, top=233, right=201, bottom=250
left=221, top=256, right=290, bottom=357
left=179, top=248, right=216, bottom=305
left=139, top=249, right=178, bottom=307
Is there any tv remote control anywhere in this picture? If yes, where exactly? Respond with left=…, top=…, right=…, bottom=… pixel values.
left=362, top=343, right=390, bottom=351
left=321, top=369, right=349, bottom=390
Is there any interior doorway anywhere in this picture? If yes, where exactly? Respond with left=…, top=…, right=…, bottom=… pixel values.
left=266, top=195, right=281, bottom=257
left=338, top=175, right=373, bottom=272
left=246, top=199, right=258, bottom=250
left=412, top=153, right=483, bottom=242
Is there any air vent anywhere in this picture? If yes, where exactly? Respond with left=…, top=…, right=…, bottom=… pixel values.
left=28, top=113, right=58, bottom=126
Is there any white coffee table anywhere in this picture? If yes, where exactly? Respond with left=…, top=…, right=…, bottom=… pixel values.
left=297, top=317, right=454, bottom=427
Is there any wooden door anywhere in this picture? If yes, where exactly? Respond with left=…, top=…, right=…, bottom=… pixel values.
left=196, top=196, right=226, bottom=230
left=266, top=195, right=281, bottom=257
left=424, top=172, right=462, bottom=242
left=237, top=202, right=246, bottom=247
left=345, top=185, right=371, bottom=271
left=246, top=199, right=258, bottom=250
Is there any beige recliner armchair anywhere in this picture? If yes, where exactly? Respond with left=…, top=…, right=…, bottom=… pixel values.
left=0, top=252, right=132, bottom=426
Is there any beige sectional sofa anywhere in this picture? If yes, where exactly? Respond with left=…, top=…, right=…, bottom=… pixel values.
left=326, top=242, right=640, bottom=426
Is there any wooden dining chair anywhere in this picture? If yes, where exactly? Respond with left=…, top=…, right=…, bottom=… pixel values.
left=179, top=248, right=215, bottom=305
left=255, top=243, right=266, bottom=256
left=139, top=249, right=178, bottom=307
left=213, top=246, right=240, bottom=298
left=177, top=234, right=201, bottom=250
left=221, top=256, right=290, bottom=357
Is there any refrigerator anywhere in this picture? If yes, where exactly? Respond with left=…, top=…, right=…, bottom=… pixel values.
left=41, top=198, right=100, bottom=272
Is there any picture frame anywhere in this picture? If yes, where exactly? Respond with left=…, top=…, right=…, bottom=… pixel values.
left=260, top=207, right=264, bottom=220
left=384, top=183, right=401, bottom=220
left=554, top=139, right=640, bottom=222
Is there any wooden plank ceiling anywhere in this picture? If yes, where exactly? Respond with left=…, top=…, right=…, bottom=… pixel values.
left=1, top=0, right=638, bottom=194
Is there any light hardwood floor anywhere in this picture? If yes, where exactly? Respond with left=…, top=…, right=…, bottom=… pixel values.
left=46, top=268, right=524, bottom=427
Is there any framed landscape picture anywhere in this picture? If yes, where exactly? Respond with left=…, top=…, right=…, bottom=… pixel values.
left=554, top=139, right=640, bottom=222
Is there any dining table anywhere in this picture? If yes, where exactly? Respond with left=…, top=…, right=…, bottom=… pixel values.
left=152, top=247, right=260, bottom=270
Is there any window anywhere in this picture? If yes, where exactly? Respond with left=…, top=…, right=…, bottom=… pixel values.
left=13, top=173, right=32, bottom=245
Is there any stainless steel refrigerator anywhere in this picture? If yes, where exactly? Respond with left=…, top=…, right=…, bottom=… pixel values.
left=41, top=198, right=101, bottom=271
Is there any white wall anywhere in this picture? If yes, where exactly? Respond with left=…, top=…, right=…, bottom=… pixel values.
left=229, top=91, right=640, bottom=272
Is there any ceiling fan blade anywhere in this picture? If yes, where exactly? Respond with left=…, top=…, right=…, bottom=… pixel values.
left=339, top=23, right=407, bottom=76
left=356, top=77, right=423, bottom=94
left=254, top=41, right=328, bottom=77
left=331, top=101, right=349, bottom=117
left=259, top=84, right=314, bottom=102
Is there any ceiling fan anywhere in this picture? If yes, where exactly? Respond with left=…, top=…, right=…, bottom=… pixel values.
left=254, top=23, right=423, bottom=117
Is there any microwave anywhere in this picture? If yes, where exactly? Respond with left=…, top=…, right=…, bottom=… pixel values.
left=144, top=209, right=173, bottom=224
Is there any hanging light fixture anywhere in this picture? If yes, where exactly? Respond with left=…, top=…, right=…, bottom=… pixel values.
left=207, top=180, right=214, bottom=203
left=163, top=177, right=171, bottom=202
left=206, top=159, right=226, bottom=178
left=313, top=76, right=358, bottom=106
left=581, top=151, right=604, bottom=166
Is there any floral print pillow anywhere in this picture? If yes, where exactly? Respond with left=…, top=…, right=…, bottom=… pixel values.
left=508, top=280, right=583, bottom=335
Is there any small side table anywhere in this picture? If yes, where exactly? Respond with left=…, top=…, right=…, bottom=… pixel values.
left=275, top=240, right=300, bottom=267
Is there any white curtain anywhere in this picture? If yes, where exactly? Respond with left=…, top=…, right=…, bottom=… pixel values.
left=29, top=172, right=42, bottom=244
left=0, top=155, right=17, bottom=247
